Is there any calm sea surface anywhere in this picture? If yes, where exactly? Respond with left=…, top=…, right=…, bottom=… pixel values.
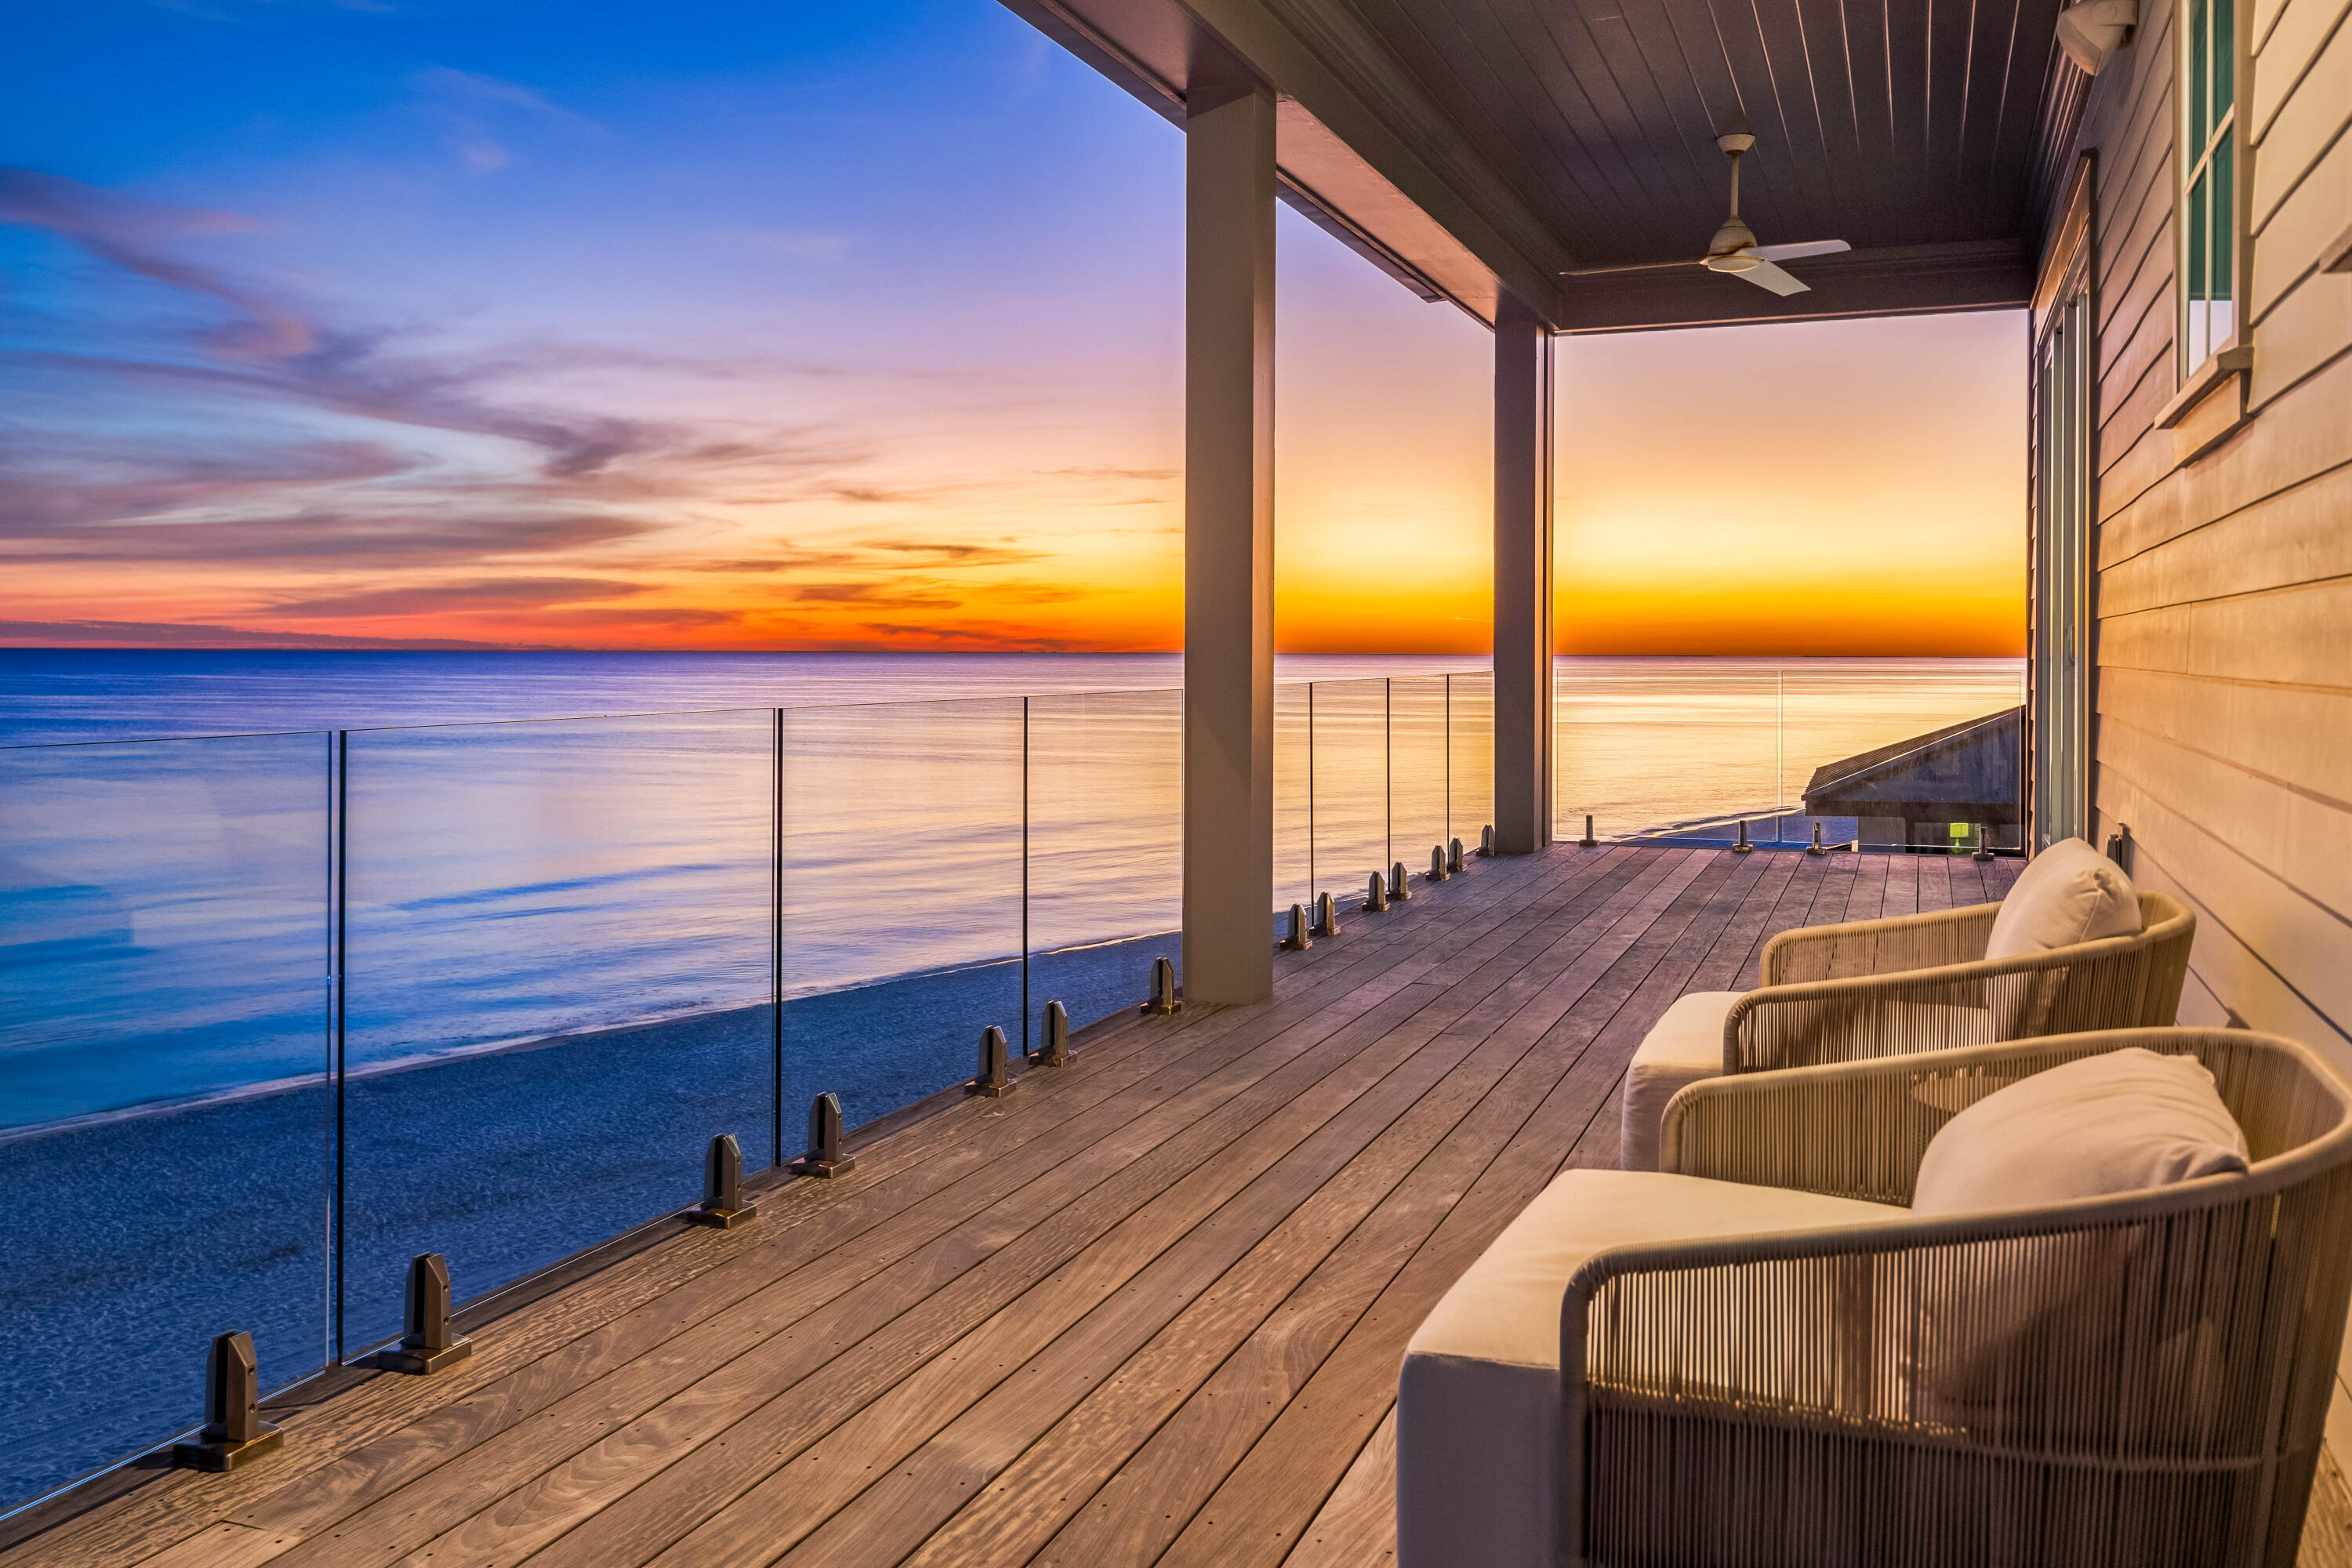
left=0, top=648, right=2020, bottom=1507
left=0, top=649, right=2023, bottom=1128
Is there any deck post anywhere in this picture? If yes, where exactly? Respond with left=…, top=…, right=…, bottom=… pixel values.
left=1492, top=291, right=1554, bottom=855
left=1181, top=75, right=1278, bottom=1006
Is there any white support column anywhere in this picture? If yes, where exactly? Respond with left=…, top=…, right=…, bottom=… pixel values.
left=1492, top=291, right=1554, bottom=854
left=1181, top=79, right=1278, bottom=1006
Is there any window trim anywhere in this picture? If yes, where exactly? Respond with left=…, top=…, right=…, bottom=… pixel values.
left=2175, top=0, right=2252, bottom=383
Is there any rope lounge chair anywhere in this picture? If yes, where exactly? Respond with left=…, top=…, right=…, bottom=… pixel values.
left=1619, top=837, right=2196, bottom=1169
left=1397, top=1027, right=2352, bottom=1568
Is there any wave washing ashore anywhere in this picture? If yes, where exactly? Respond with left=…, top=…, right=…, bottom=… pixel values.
left=0, top=650, right=2020, bottom=1507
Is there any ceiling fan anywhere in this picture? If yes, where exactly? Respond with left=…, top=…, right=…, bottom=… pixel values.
left=1567, top=131, right=1849, bottom=296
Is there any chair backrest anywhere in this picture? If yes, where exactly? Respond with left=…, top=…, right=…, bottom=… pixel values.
left=1990, top=888, right=2197, bottom=1039
left=2158, top=1026, right=2350, bottom=1163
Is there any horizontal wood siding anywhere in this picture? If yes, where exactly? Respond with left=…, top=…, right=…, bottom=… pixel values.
left=2040, top=0, right=2352, bottom=1459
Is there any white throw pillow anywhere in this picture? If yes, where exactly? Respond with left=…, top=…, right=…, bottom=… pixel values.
left=1982, top=837, right=2142, bottom=962
left=1904, top=1047, right=2249, bottom=1428
left=1912, top=1047, right=2249, bottom=1214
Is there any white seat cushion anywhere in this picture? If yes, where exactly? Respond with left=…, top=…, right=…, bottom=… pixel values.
left=1984, top=836, right=2141, bottom=962
left=1398, top=1170, right=1905, bottom=1568
left=1619, top=990, right=1741, bottom=1171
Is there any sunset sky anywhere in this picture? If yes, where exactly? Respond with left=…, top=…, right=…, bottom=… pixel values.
left=1, top=0, right=2026, bottom=656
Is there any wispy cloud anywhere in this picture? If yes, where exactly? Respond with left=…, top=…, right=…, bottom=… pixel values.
left=0, top=617, right=523, bottom=649
left=0, top=166, right=310, bottom=360
left=408, top=66, right=605, bottom=173
left=254, top=575, right=652, bottom=618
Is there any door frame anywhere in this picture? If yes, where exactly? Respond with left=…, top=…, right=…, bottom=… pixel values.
left=2028, top=154, right=2100, bottom=855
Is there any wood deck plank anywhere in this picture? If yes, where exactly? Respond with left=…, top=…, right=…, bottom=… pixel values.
left=1842, top=852, right=1893, bottom=923
left=1733, top=852, right=1832, bottom=988
left=1918, top=854, right=1956, bottom=913
left=1883, top=853, right=1922, bottom=916
left=1681, top=851, right=1802, bottom=992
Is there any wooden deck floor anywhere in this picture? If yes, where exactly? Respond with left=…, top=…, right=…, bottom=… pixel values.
left=28, top=837, right=2293, bottom=1568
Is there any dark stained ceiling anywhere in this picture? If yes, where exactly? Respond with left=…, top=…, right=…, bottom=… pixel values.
left=1339, top=0, right=2074, bottom=267
left=1008, top=0, right=2088, bottom=330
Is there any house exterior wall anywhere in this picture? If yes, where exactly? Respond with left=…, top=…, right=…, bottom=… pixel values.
left=2035, top=0, right=2352, bottom=1448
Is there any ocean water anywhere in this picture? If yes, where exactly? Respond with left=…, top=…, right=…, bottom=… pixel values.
left=0, top=649, right=2019, bottom=1507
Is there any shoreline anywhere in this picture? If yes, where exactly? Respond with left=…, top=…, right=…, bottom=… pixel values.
left=0, top=938, right=1181, bottom=1149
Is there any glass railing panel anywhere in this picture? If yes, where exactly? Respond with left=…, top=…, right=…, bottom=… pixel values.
left=1274, top=681, right=1313, bottom=924
left=1446, top=671, right=1495, bottom=850
left=779, top=697, right=1022, bottom=1134
left=0, top=731, right=331, bottom=1508
left=339, top=710, right=773, bottom=1352
left=1774, top=660, right=2028, bottom=853
left=1553, top=658, right=1781, bottom=844
left=1309, top=678, right=1390, bottom=906
left=1026, top=688, right=1180, bottom=1039
left=1387, top=676, right=1450, bottom=881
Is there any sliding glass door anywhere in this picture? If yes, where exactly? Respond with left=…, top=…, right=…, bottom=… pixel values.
left=2031, top=286, right=2092, bottom=851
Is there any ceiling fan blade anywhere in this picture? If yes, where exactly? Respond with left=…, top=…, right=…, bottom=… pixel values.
left=1747, top=238, right=1850, bottom=262
left=1737, top=258, right=1811, bottom=296
left=1564, top=258, right=1705, bottom=276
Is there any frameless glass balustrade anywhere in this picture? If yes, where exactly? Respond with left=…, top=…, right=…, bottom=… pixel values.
left=0, top=731, right=332, bottom=1507
left=1, top=669, right=1530, bottom=1508
left=339, top=710, right=775, bottom=1354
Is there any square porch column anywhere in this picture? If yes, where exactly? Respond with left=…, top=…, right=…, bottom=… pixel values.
left=1492, top=292, right=1555, bottom=853
left=1181, top=79, right=1278, bottom=1006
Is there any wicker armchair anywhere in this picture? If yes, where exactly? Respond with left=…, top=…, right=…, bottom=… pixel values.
left=1583, top=1029, right=2352, bottom=1568
left=1618, top=888, right=2196, bottom=1168
left=1399, top=1029, right=2352, bottom=1568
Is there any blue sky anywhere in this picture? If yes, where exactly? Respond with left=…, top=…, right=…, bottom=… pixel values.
left=2, top=0, right=2017, bottom=653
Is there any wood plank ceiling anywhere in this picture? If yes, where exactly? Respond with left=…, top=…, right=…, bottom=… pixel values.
left=1344, top=0, right=2072, bottom=269
left=1017, top=0, right=2087, bottom=328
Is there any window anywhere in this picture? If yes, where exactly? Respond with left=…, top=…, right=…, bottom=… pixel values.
left=2180, top=0, right=2238, bottom=371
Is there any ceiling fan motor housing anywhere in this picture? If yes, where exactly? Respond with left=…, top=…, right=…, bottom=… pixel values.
left=1706, top=215, right=1758, bottom=260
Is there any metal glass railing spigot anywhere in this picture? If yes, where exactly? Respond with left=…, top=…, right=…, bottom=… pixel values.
left=1428, top=845, right=1450, bottom=883
left=793, top=1093, right=854, bottom=1179
left=1479, top=825, right=1496, bottom=858
left=171, top=1332, right=281, bottom=1473
left=369, top=1260, right=470, bottom=1382
left=1447, top=837, right=1465, bottom=873
left=1310, top=890, right=1341, bottom=939
left=1361, top=871, right=1388, bottom=913
left=1033, top=1000, right=1074, bottom=1066
left=376, top=1255, right=471, bottom=1375
left=688, top=1134, right=759, bottom=1229
left=1578, top=815, right=1598, bottom=848
left=1281, top=903, right=1312, bottom=951
left=1733, top=820, right=1754, bottom=853
left=1141, top=956, right=1179, bottom=1016
left=1388, top=860, right=1412, bottom=902
left=967, top=1025, right=1015, bottom=1097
